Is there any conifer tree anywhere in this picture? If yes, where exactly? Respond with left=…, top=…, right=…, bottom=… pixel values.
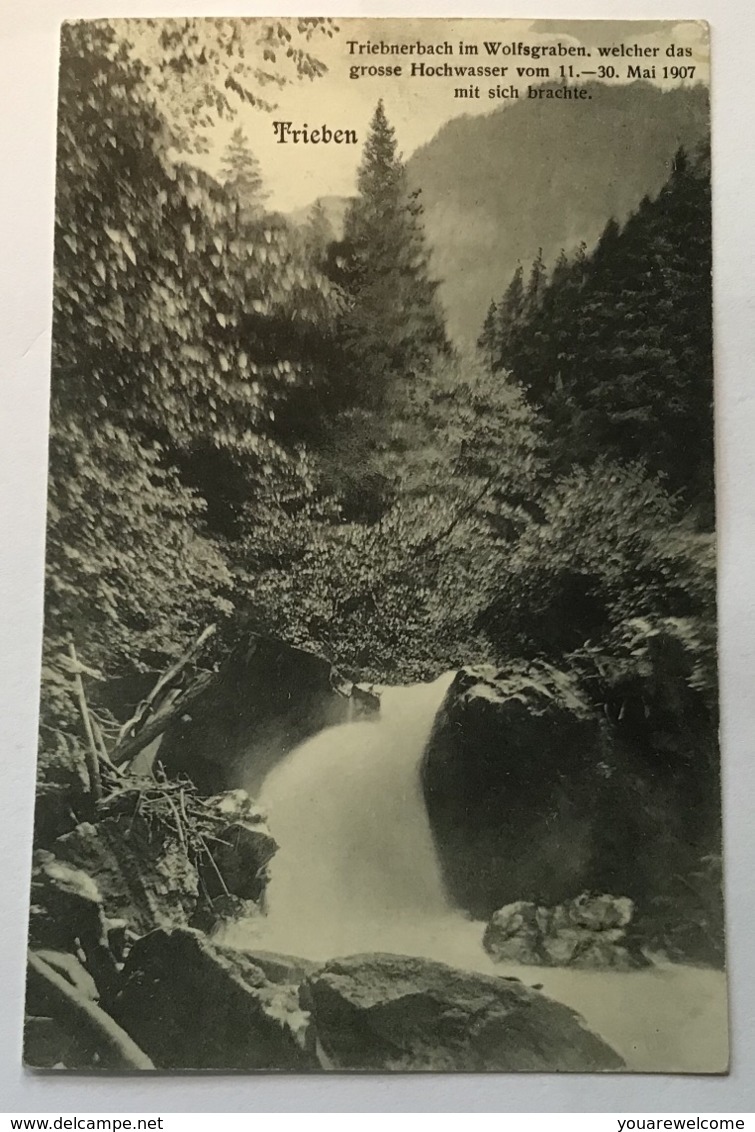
left=506, top=248, right=549, bottom=388
left=477, top=300, right=498, bottom=363
left=522, top=247, right=580, bottom=406
left=492, top=263, right=525, bottom=372
left=525, top=248, right=547, bottom=314
left=336, top=100, right=448, bottom=407
left=303, top=199, right=334, bottom=267
left=220, top=126, right=267, bottom=214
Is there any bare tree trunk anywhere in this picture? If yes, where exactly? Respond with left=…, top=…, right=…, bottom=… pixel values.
left=68, top=638, right=103, bottom=802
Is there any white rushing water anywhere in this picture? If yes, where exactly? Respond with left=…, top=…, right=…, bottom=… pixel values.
left=224, top=673, right=728, bottom=1073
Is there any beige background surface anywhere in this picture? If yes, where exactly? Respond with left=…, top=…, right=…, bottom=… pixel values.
left=1, top=0, right=753, bottom=1112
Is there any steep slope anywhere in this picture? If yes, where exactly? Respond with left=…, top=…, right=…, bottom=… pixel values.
left=406, top=82, right=709, bottom=342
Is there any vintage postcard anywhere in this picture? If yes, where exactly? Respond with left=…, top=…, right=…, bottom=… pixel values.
left=26, top=16, right=725, bottom=1073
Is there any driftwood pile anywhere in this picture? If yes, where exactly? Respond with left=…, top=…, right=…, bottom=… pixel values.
left=28, top=627, right=277, bottom=1070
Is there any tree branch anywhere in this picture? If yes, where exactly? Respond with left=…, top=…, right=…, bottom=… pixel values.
left=26, top=950, right=154, bottom=1070
left=117, top=624, right=216, bottom=745
left=110, top=670, right=214, bottom=768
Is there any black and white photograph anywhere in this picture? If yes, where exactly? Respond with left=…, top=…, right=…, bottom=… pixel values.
left=24, top=16, right=726, bottom=1075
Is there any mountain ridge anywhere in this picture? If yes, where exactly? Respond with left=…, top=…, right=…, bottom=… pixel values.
left=408, top=81, right=709, bottom=341
left=288, top=81, right=709, bottom=344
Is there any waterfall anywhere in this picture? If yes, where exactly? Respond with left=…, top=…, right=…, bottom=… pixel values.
left=217, top=670, right=728, bottom=1072
left=248, top=671, right=459, bottom=960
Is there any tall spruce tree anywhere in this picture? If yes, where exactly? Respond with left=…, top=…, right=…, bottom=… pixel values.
left=525, top=248, right=547, bottom=314
left=336, top=100, right=448, bottom=408
left=313, top=102, right=450, bottom=521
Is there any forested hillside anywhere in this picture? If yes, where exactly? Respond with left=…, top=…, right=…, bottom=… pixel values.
left=408, top=82, right=709, bottom=340
left=42, top=18, right=716, bottom=757
left=481, top=146, right=713, bottom=512
left=35, top=18, right=720, bottom=1009
left=44, top=19, right=344, bottom=729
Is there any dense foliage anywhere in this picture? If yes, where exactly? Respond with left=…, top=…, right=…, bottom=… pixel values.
left=44, top=22, right=717, bottom=837
left=484, top=147, right=714, bottom=517
left=232, top=354, right=542, bottom=681
left=38, top=25, right=722, bottom=972
left=44, top=19, right=343, bottom=726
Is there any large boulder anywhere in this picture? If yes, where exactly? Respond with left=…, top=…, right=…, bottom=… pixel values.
left=421, top=663, right=605, bottom=918
left=29, top=855, right=109, bottom=953
left=422, top=661, right=724, bottom=944
left=28, top=856, right=124, bottom=1006
left=110, top=927, right=315, bottom=1070
left=300, top=953, right=624, bottom=1071
left=157, top=634, right=376, bottom=795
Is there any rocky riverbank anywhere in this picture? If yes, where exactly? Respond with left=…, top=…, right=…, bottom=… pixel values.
left=27, top=635, right=724, bottom=1071
left=26, top=785, right=626, bottom=1073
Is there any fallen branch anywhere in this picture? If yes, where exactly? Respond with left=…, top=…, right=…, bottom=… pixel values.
left=117, top=625, right=216, bottom=745
left=110, top=669, right=214, bottom=768
left=90, top=715, right=124, bottom=778
left=198, top=834, right=230, bottom=897
left=26, top=950, right=154, bottom=1070
left=164, top=794, right=186, bottom=849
